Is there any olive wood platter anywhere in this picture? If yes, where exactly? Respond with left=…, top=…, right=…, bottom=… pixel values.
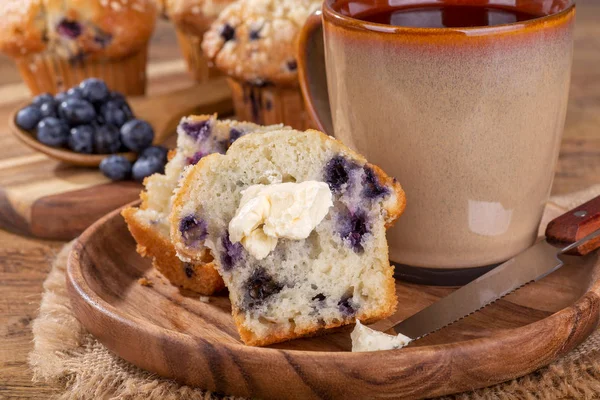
left=67, top=203, right=600, bottom=399
left=0, top=79, right=232, bottom=240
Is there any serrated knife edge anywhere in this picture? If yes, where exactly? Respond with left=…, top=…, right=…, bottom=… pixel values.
left=383, top=228, right=600, bottom=340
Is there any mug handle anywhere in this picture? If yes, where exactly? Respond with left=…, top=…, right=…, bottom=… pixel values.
left=297, top=10, right=334, bottom=136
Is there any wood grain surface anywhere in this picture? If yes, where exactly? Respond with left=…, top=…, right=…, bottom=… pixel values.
left=66, top=205, right=600, bottom=399
left=2, top=4, right=600, bottom=398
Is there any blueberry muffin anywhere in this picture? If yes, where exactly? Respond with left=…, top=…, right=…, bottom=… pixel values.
left=164, top=0, right=234, bottom=82
left=122, top=114, right=289, bottom=294
left=0, top=0, right=157, bottom=95
left=201, top=0, right=321, bottom=130
left=170, top=128, right=406, bottom=346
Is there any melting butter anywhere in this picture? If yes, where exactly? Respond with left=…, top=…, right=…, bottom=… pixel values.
left=229, top=181, right=333, bottom=260
left=351, top=320, right=412, bottom=352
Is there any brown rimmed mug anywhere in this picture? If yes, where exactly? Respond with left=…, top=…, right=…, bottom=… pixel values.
left=298, top=0, right=575, bottom=285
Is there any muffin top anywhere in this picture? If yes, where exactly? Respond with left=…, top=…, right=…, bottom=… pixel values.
left=0, top=0, right=157, bottom=60
left=201, top=0, right=320, bottom=86
left=165, top=0, right=235, bottom=36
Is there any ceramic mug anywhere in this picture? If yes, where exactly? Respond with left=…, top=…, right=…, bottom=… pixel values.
left=298, top=0, right=575, bottom=283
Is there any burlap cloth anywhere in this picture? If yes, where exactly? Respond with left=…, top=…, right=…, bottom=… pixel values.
left=29, top=186, right=600, bottom=400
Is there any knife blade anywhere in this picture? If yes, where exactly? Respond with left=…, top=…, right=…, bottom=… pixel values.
left=380, top=194, right=600, bottom=340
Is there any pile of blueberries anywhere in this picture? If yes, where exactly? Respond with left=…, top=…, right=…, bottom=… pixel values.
left=15, top=78, right=168, bottom=182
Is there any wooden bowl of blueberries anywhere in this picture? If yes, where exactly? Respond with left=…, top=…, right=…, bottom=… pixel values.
left=10, top=78, right=169, bottom=182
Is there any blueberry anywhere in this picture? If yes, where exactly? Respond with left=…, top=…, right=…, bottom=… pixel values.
left=324, top=156, right=359, bottom=192
left=286, top=60, right=297, bottom=71
left=79, top=78, right=109, bottom=103
left=66, top=87, right=84, bottom=99
left=186, top=151, right=205, bottom=166
left=178, top=215, right=208, bottom=247
left=106, top=93, right=134, bottom=120
left=95, top=114, right=105, bottom=125
left=120, top=119, right=154, bottom=152
left=338, top=294, right=357, bottom=316
left=93, top=31, right=113, bottom=48
left=181, top=120, right=210, bottom=141
left=362, top=166, right=389, bottom=199
left=338, top=209, right=369, bottom=253
left=229, top=128, right=243, bottom=145
left=220, top=23, right=235, bottom=42
left=15, top=106, right=42, bottom=130
left=68, top=125, right=94, bottom=153
left=249, top=28, right=261, bottom=40
left=99, top=155, right=132, bottom=181
left=55, top=91, right=68, bottom=104
left=32, top=94, right=57, bottom=118
left=39, top=102, right=57, bottom=118
left=94, top=124, right=121, bottom=154
left=183, top=263, right=195, bottom=278
left=31, top=93, right=54, bottom=108
left=121, top=102, right=135, bottom=120
left=57, top=19, right=82, bottom=39
left=312, top=293, right=326, bottom=302
left=140, top=146, right=168, bottom=162
left=220, top=232, right=243, bottom=271
left=245, top=268, right=282, bottom=308
left=132, top=156, right=165, bottom=182
left=59, top=98, right=96, bottom=126
left=36, top=117, right=69, bottom=147
left=100, top=100, right=129, bottom=128
left=109, top=91, right=127, bottom=103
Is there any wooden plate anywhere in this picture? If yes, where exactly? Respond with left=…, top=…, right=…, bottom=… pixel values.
left=67, top=205, right=600, bottom=399
left=9, top=78, right=233, bottom=167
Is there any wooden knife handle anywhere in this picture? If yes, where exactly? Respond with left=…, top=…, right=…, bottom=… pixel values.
left=545, top=195, right=600, bottom=255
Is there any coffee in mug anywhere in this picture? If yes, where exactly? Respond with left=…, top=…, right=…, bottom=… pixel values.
left=354, top=4, right=541, bottom=27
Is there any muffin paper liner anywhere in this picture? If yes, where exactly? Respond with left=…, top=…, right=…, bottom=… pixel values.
left=15, top=48, right=149, bottom=96
left=175, top=29, right=221, bottom=83
left=227, top=77, right=314, bottom=130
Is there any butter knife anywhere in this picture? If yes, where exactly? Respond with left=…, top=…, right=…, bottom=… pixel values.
left=376, top=194, right=600, bottom=340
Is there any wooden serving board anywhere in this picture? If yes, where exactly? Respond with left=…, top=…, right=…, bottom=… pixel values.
left=67, top=204, right=600, bottom=400
left=0, top=79, right=232, bottom=240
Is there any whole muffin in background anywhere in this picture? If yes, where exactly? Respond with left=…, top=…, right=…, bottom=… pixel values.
left=0, top=0, right=157, bottom=96
left=202, top=0, right=320, bottom=130
left=164, top=0, right=234, bottom=82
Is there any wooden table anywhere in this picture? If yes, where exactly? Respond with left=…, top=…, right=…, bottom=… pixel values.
left=1, top=4, right=600, bottom=397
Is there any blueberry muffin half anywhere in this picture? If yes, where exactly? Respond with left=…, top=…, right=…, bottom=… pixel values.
left=170, top=128, right=405, bottom=346
left=0, top=0, right=157, bottom=95
left=201, top=0, right=321, bottom=129
left=122, top=114, right=289, bottom=295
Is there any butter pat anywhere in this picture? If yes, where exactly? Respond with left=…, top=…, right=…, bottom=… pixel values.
left=351, top=320, right=412, bottom=352
left=229, top=181, right=333, bottom=260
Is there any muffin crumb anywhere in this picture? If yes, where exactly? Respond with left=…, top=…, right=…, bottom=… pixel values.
left=138, top=277, right=154, bottom=287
